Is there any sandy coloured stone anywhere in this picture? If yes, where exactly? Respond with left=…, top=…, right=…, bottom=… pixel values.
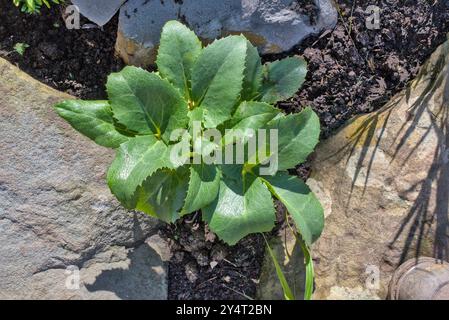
left=310, top=39, right=449, bottom=300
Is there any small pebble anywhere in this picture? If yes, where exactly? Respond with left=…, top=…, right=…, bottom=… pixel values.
left=185, top=261, right=199, bottom=283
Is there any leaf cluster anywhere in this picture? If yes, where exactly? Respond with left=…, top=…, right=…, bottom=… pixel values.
left=54, top=21, right=324, bottom=246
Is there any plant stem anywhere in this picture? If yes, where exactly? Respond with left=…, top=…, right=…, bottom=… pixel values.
left=285, top=216, right=315, bottom=300
left=299, top=236, right=314, bottom=300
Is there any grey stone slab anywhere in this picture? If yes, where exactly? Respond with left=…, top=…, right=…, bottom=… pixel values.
left=71, top=0, right=126, bottom=26
left=0, top=58, right=169, bottom=300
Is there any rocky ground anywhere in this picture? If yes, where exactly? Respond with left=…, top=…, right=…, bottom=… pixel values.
left=0, top=0, right=448, bottom=300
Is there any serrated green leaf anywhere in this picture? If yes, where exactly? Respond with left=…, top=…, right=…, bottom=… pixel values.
left=157, top=20, right=202, bottom=99
left=135, top=167, right=189, bottom=223
left=191, top=36, right=247, bottom=128
left=203, top=167, right=276, bottom=245
left=268, top=107, right=320, bottom=170
left=182, top=164, right=221, bottom=215
left=262, top=172, right=324, bottom=246
left=107, top=135, right=173, bottom=208
left=26, top=0, right=35, bottom=11
left=260, top=57, right=307, bottom=104
left=224, top=101, right=281, bottom=145
left=107, top=66, right=188, bottom=140
left=241, top=41, right=263, bottom=101
left=54, top=100, right=130, bottom=149
left=168, top=138, right=192, bottom=168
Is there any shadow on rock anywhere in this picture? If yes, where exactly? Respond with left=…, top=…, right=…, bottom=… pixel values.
left=85, top=241, right=166, bottom=300
left=389, top=41, right=449, bottom=263
left=322, top=40, right=449, bottom=263
left=306, top=39, right=449, bottom=299
left=86, top=215, right=167, bottom=300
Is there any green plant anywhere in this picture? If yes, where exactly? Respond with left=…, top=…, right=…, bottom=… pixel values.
left=54, top=20, right=324, bottom=299
left=13, top=42, right=29, bottom=56
left=13, top=0, right=62, bottom=14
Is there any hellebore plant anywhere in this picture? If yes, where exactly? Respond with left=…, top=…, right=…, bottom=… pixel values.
left=13, top=0, right=62, bottom=13
left=54, top=21, right=324, bottom=299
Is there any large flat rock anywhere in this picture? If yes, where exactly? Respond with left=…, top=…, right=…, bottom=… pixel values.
left=0, top=59, right=169, bottom=299
left=115, top=0, right=338, bottom=66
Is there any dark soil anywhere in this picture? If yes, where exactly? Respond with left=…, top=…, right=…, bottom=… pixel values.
left=160, top=215, right=267, bottom=300
left=278, top=0, right=449, bottom=138
left=0, top=0, right=123, bottom=99
left=1, top=0, right=448, bottom=300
